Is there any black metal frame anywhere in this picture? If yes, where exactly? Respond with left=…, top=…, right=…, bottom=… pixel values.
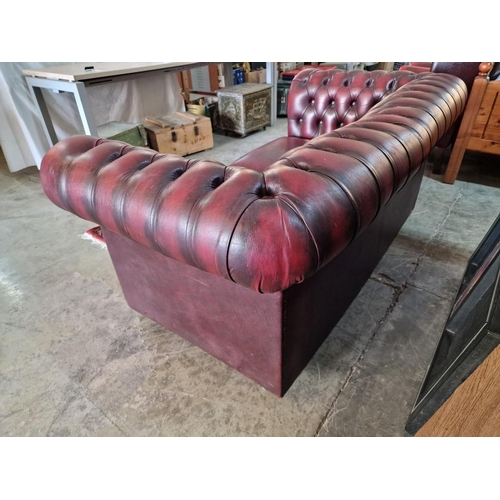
left=406, top=213, right=500, bottom=435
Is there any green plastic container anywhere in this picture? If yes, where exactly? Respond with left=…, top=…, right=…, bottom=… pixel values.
left=97, top=121, right=148, bottom=147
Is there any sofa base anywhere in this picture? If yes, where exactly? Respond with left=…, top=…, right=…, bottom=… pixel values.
left=102, top=225, right=285, bottom=395
left=102, top=167, right=424, bottom=397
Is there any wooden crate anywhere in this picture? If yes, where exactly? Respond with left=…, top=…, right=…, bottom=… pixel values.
left=217, top=83, right=272, bottom=136
left=144, top=112, right=213, bottom=156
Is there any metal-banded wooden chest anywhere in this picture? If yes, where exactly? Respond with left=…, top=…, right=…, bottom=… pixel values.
left=217, top=83, right=272, bottom=136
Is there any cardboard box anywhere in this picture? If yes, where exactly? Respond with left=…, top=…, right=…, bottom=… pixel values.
left=176, top=65, right=219, bottom=92
left=144, top=112, right=213, bottom=156
left=279, top=62, right=297, bottom=72
left=377, top=62, right=395, bottom=71
left=97, top=121, right=147, bottom=147
left=245, top=69, right=266, bottom=84
left=186, top=101, right=206, bottom=116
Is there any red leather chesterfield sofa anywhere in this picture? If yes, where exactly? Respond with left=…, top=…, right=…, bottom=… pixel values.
left=40, top=68, right=468, bottom=396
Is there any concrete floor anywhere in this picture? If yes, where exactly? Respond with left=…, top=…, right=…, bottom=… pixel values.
left=1, top=119, right=499, bottom=437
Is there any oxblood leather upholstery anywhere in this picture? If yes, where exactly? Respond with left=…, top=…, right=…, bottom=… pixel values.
left=231, top=136, right=308, bottom=172
left=398, top=62, right=481, bottom=152
left=231, top=70, right=433, bottom=172
left=286, top=69, right=420, bottom=139
left=41, top=70, right=467, bottom=294
left=430, top=62, right=481, bottom=93
left=399, top=63, right=432, bottom=73
left=40, top=68, right=469, bottom=396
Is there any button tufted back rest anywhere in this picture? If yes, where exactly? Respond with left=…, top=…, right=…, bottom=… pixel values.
left=40, top=73, right=467, bottom=294
left=287, top=69, right=420, bottom=139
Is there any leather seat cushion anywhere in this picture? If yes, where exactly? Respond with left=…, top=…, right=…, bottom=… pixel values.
left=230, top=136, right=309, bottom=172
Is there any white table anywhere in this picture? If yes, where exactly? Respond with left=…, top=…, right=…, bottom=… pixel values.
left=23, top=62, right=224, bottom=146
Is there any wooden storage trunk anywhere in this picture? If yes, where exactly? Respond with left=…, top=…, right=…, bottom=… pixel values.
left=217, top=83, right=272, bottom=136
left=144, top=112, right=213, bottom=156
left=97, top=121, right=147, bottom=147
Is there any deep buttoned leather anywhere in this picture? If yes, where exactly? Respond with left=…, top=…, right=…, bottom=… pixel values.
left=287, top=69, right=423, bottom=138
left=40, top=70, right=467, bottom=293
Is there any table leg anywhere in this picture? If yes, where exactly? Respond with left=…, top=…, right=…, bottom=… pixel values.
left=266, top=62, right=277, bottom=127
left=25, top=76, right=99, bottom=146
left=26, top=78, right=59, bottom=147
left=73, top=82, right=98, bottom=137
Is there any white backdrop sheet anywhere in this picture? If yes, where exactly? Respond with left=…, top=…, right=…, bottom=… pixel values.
left=0, top=62, right=184, bottom=172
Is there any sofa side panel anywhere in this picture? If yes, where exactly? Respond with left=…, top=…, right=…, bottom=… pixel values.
left=101, top=227, right=285, bottom=396
left=281, top=166, right=424, bottom=394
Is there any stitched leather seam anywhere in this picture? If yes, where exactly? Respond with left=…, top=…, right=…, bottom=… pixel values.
left=352, top=122, right=425, bottom=193
left=336, top=151, right=384, bottom=216
left=57, top=154, right=75, bottom=216
left=420, top=75, right=466, bottom=111
left=282, top=289, right=288, bottom=397
left=359, top=117, right=428, bottom=159
left=58, top=139, right=101, bottom=216
left=279, top=152, right=359, bottom=238
left=304, top=169, right=361, bottom=241
left=381, top=113, right=433, bottom=149
left=292, top=141, right=384, bottom=217
left=340, top=132, right=401, bottom=197
left=112, top=157, right=154, bottom=239
left=224, top=196, right=262, bottom=286
left=86, top=143, right=129, bottom=226
left=147, top=162, right=190, bottom=255
left=378, top=103, right=443, bottom=139
left=393, top=89, right=454, bottom=128
left=279, top=197, right=320, bottom=273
